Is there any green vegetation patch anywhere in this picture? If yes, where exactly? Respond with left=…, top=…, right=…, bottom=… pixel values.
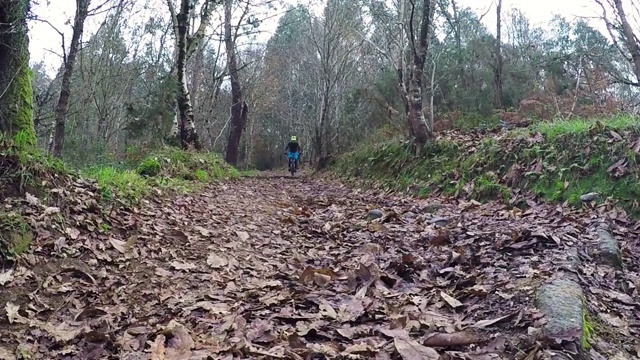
left=334, top=115, right=640, bottom=214
left=83, top=147, right=239, bottom=202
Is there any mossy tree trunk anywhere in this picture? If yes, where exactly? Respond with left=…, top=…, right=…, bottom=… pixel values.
left=0, top=0, right=36, bottom=147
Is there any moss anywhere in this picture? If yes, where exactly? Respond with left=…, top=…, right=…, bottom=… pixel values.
left=194, top=169, right=208, bottom=182
left=0, top=212, right=32, bottom=259
left=582, top=306, right=594, bottom=350
left=136, top=157, right=162, bottom=177
left=2, top=53, right=36, bottom=147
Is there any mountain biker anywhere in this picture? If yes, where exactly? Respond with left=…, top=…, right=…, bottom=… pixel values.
left=284, top=136, right=302, bottom=170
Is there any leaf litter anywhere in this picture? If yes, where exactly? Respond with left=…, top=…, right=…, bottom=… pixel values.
left=0, top=174, right=638, bottom=359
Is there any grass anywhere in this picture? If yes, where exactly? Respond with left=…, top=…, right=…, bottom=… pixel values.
left=334, top=114, right=640, bottom=214
left=82, top=147, right=240, bottom=202
left=582, top=306, right=594, bottom=350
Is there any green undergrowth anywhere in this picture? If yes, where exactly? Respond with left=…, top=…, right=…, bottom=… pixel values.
left=82, top=147, right=240, bottom=202
left=334, top=115, right=640, bottom=214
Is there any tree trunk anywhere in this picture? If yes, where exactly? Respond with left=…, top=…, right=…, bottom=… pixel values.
left=406, top=0, right=433, bottom=154
left=613, top=0, right=640, bottom=84
left=50, top=0, right=89, bottom=158
left=175, top=0, right=200, bottom=149
left=493, top=0, right=504, bottom=109
left=0, top=0, right=36, bottom=147
left=315, top=80, right=330, bottom=159
left=224, top=0, right=248, bottom=166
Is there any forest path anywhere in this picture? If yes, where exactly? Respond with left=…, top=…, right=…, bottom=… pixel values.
left=1, top=172, right=638, bottom=359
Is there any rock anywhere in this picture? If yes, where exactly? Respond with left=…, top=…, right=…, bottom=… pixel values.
left=428, top=217, right=449, bottom=226
left=595, top=227, right=622, bottom=269
left=580, top=192, right=600, bottom=202
left=367, top=209, right=383, bottom=221
left=422, top=203, right=444, bottom=213
left=563, top=247, right=581, bottom=272
left=535, top=277, right=585, bottom=350
left=403, top=211, right=417, bottom=220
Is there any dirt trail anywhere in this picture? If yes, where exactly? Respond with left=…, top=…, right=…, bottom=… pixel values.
left=1, top=173, right=639, bottom=359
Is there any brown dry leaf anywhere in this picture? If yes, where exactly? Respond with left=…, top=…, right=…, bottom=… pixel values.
left=337, top=297, right=365, bottom=322
left=39, top=321, right=86, bottom=342
left=0, top=269, right=14, bottom=286
left=109, top=237, right=128, bottom=253
left=236, top=230, right=250, bottom=241
left=194, top=226, right=211, bottom=236
left=150, top=334, right=166, bottom=360
left=166, top=229, right=188, bottom=242
left=394, top=337, right=440, bottom=359
left=440, top=291, right=463, bottom=308
left=608, top=290, right=636, bottom=305
left=430, top=229, right=450, bottom=246
left=5, top=302, right=20, bottom=324
left=65, top=227, right=80, bottom=240
left=471, top=314, right=511, bottom=328
left=155, top=267, right=172, bottom=277
left=170, top=261, right=197, bottom=271
left=369, top=222, right=387, bottom=232
left=162, top=320, right=194, bottom=359
left=206, top=253, right=228, bottom=268
left=0, top=345, right=16, bottom=360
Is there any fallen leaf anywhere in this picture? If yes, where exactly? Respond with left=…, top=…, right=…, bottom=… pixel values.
left=471, top=314, right=511, bottom=328
left=206, top=253, right=228, bottom=268
left=155, top=267, right=172, bottom=277
left=440, top=291, right=463, bottom=308
left=109, top=237, right=128, bottom=253
left=5, top=302, right=20, bottom=324
left=65, top=227, right=80, bottom=240
left=394, top=337, right=439, bottom=359
left=170, top=261, right=197, bottom=271
left=0, top=269, right=14, bottom=286
left=236, top=231, right=250, bottom=241
left=0, top=345, right=16, bottom=360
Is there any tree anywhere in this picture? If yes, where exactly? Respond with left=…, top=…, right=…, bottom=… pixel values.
left=595, top=0, right=640, bottom=86
left=0, top=0, right=36, bottom=146
left=308, top=0, right=363, bottom=161
left=223, top=0, right=249, bottom=165
left=403, top=0, right=434, bottom=155
left=50, top=0, right=91, bottom=158
left=166, top=0, right=216, bottom=149
left=493, top=0, right=503, bottom=108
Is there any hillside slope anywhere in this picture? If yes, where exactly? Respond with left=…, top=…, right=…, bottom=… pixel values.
left=334, top=116, right=640, bottom=214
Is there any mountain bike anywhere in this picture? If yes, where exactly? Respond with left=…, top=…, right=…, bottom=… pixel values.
left=286, top=152, right=299, bottom=176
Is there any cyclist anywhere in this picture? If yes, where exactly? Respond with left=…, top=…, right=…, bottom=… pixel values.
left=284, top=136, right=302, bottom=171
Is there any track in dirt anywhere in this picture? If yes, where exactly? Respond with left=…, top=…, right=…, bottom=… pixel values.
left=1, top=173, right=638, bottom=359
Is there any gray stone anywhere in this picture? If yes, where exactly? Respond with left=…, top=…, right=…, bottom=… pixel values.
left=428, top=216, right=449, bottom=226
left=563, top=247, right=581, bottom=272
left=595, top=227, right=622, bottom=269
left=580, top=192, right=600, bottom=202
left=403, top=211, right=417, bottom=220
left=367, top=209, right=383, bottom=221
left=535, top=277, right=584, bottom=344
left=422, top=203, right=445, bottom=213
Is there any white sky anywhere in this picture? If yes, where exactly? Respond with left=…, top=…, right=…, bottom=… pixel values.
left=28, top=0, right=612, bottom=75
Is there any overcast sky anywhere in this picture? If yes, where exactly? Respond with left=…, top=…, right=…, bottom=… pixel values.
left=28, top=0, right=612, bottom=74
